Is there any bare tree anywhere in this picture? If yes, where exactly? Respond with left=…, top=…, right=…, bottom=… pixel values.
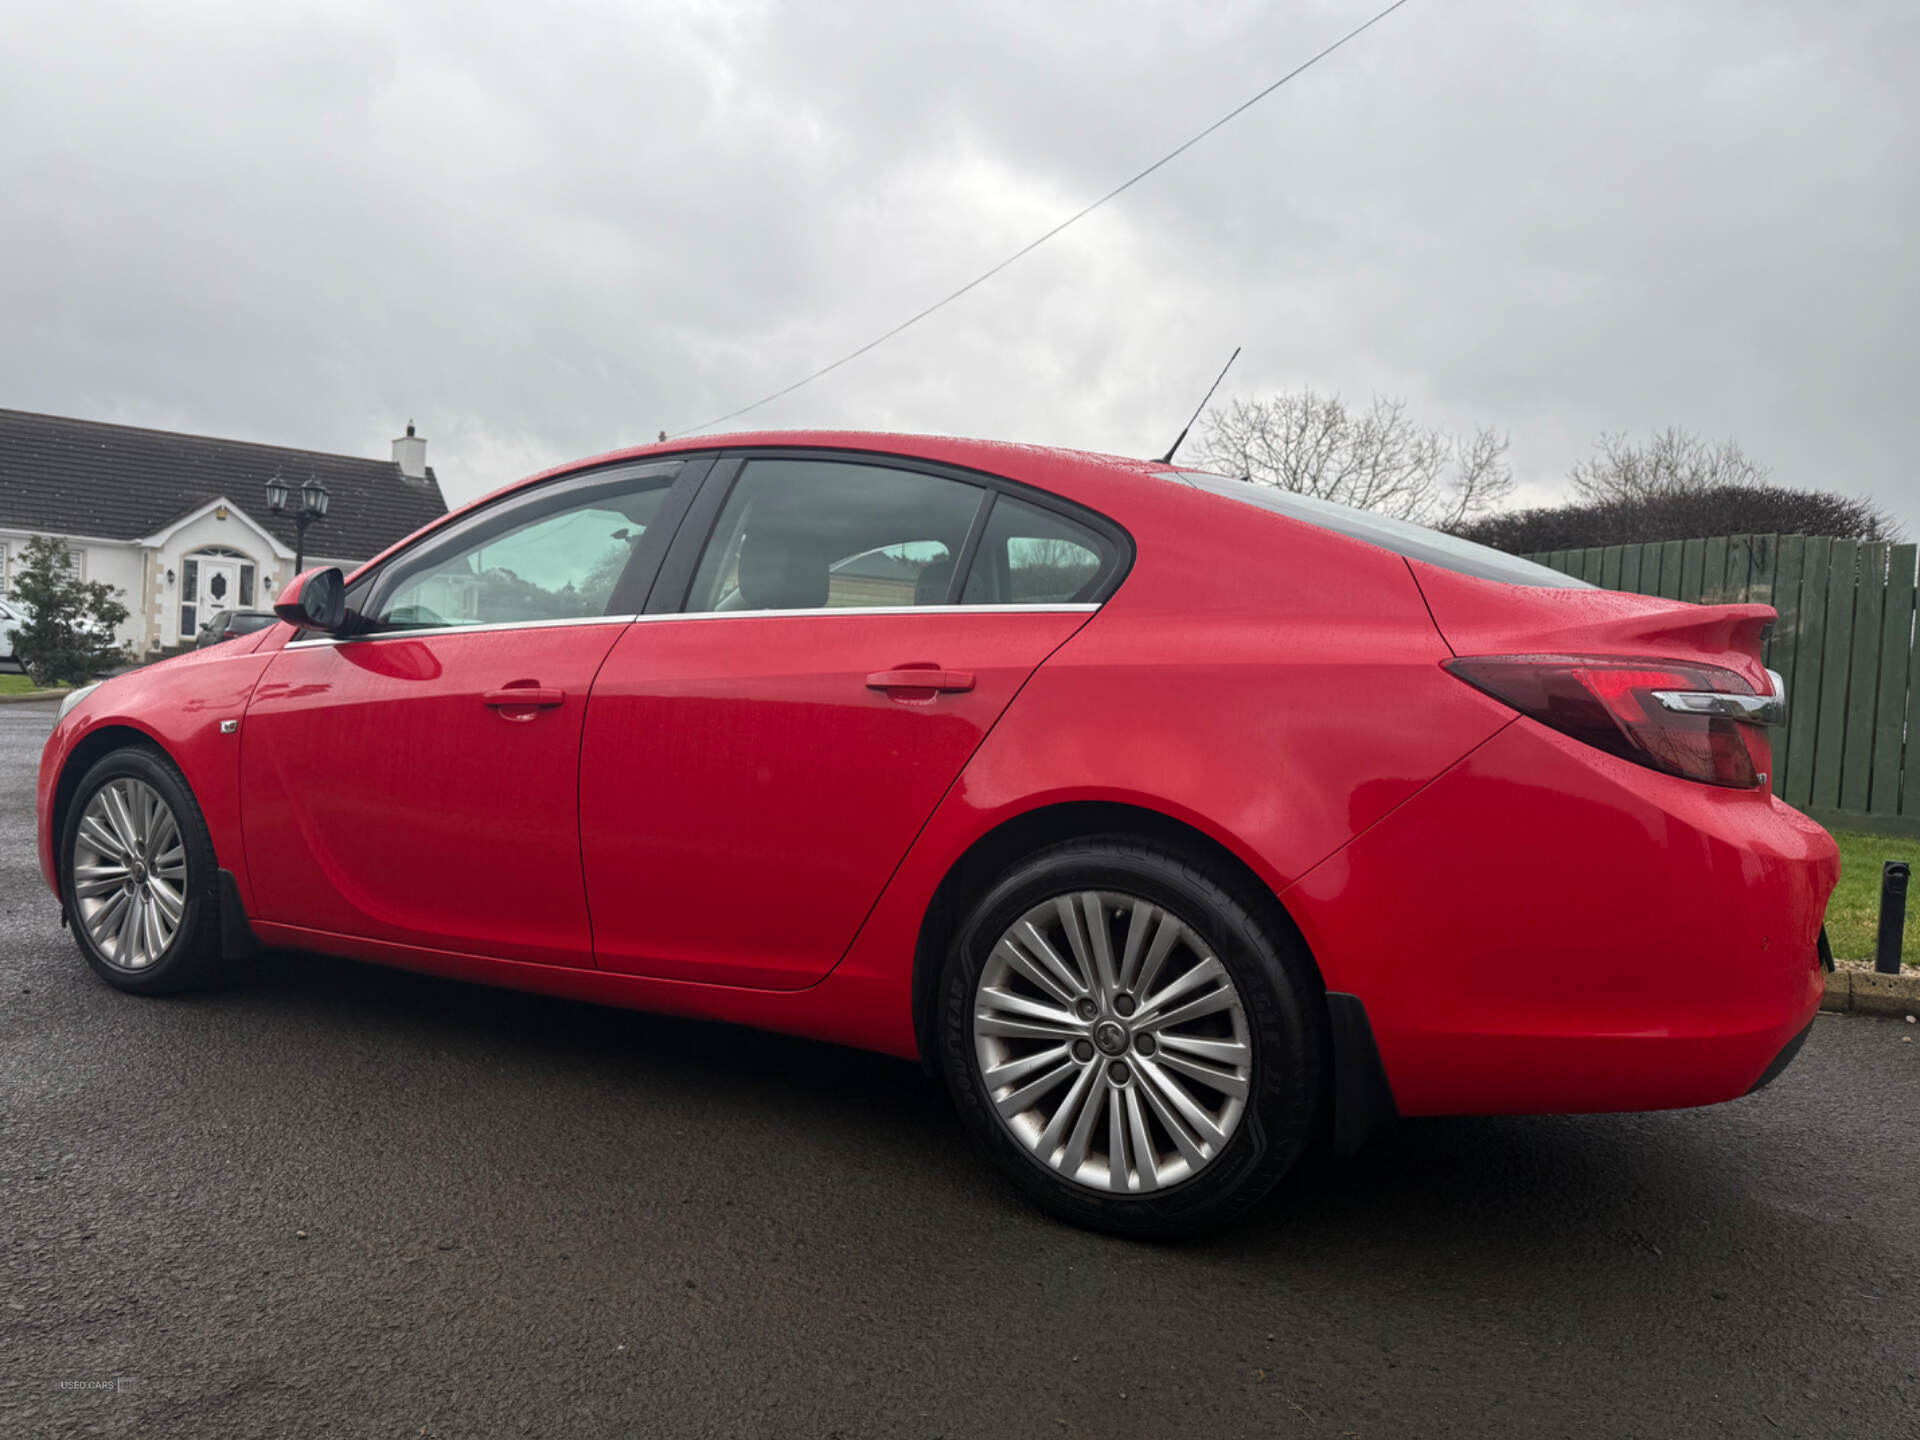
left=1568, top=427, right=1771, bottom=504
left=1192, top=390, right=1513, bottom=529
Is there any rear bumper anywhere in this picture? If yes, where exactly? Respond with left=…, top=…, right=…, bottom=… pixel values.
left=1287, top=718, right=1838, bottom=1117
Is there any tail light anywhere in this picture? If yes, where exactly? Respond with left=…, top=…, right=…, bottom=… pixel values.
left=1444, top=655, right=1784, bottom=789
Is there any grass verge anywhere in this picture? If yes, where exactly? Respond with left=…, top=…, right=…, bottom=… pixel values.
left=1828, top=830, right=1919, bottom=968
left=0, top=674, right=68, bottom=696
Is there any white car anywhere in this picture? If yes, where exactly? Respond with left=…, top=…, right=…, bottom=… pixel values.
left=0, top=596, right=25, bottom=665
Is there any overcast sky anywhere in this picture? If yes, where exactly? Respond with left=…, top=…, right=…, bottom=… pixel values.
left=3, top=0, right=1914, bottom=532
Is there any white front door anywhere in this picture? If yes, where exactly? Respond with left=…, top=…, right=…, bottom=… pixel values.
left=181, top=555, right=243, bottom=643
left=197, top=558, right=240, bottom=615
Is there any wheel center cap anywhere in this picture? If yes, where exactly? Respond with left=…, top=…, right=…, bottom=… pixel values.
left=1092, top=1020, right=1128, bottom=1056
left=130, top=860, right=149, bottom=885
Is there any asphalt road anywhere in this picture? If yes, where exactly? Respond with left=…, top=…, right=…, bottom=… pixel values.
left=3, top=700, right=1917, bottom=1439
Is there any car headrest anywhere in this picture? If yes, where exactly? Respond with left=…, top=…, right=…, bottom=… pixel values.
left=913, top=556, right=955, bottom=606
left=736, top=517, right=831, bottom=610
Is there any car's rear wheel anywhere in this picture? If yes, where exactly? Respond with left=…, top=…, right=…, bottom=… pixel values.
left=59, top=745, right=225, bottom=995
left=939, top=838, right=1323, bottom=1237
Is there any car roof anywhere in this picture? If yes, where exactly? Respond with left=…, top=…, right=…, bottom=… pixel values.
left=487, top=431, right=1164, bottom=512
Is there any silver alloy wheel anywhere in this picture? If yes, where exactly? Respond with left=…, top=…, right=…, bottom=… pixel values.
left=72, top=777, right=188, bottom=971
left=972, top=891, right=1254, bottom=1193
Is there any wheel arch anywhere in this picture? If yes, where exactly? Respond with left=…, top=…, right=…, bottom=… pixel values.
left=909, top=799, right=1328, bottom=1069
left=51, top=723, right=177, bottom=872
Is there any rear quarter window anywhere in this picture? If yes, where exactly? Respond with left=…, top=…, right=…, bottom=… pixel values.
left=961, top=494, right=1116, bottom=605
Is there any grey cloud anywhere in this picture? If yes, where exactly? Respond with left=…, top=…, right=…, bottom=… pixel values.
left=1, top=0, right=1913, bottom=535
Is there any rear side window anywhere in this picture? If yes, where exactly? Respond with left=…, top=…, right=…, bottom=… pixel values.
left=1159, top=471, right=1592, bottom=589
left=686, top=459, right=987, bottom=612
left=961, top=494, right=1113, bottom=605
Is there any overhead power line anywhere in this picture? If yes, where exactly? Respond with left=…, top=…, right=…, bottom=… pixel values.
left=668, top=0, right=1415, bottom=438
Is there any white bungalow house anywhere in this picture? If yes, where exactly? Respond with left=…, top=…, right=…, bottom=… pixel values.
left=0, top=409, right=447, bottom=657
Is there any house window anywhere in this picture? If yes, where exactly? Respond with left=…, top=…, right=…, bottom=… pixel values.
left=179, top=560, right=197, bottom=639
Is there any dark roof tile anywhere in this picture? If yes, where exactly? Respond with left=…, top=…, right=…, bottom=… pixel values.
left=0, top=408, right=448, bottom=561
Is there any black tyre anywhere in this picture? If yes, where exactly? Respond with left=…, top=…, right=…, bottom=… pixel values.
left=939, top=838, right=1323, bottom=1237
left=58, top=745, right=226, bottom=995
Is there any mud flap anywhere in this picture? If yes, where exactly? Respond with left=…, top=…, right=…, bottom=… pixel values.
left=218, top=869, right=261, bottom=961
left=1327, top=991, right=1398, bottom=1156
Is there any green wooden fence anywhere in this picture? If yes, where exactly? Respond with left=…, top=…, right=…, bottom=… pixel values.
left=1523, top=535, right=1920, bottom=837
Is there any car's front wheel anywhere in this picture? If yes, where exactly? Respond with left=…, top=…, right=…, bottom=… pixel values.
left=59, top=745, right=226, bottom=995
left=939, top=838, right=1323, bottom=1237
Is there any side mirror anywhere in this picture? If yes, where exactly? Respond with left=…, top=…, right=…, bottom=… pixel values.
left=273, top=567, right=347, bottom=633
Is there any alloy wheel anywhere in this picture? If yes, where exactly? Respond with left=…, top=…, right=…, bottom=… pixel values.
left=72, top=777, right=188, bottom=971
left=971, top=890, right=1254, bottom=1193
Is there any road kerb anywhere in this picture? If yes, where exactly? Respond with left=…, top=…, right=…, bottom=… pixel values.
left=1822, top=966, right=1920, bottom=1015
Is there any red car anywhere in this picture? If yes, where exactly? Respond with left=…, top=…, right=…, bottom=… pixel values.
left=36, top=433, right=1838, bottom=1235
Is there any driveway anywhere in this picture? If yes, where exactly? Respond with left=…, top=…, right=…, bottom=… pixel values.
left=3, top=700, right=1916, bottom=1438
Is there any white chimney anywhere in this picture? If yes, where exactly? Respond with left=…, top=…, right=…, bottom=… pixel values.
left=392, top=419, right=427, bottom=479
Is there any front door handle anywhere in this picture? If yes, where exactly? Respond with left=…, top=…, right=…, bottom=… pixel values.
left=865, top=667, right=975, bottom=693
left=483, top=686, right=565, bottom=709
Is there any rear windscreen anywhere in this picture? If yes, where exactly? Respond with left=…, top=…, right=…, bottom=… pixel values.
left=1158, top=470, right=1592, bottom=589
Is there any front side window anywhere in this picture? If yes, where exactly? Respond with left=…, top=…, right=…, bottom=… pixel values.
left=372, top=467, right=678, bottom=630
left=686, top=460, right=986, bottom=613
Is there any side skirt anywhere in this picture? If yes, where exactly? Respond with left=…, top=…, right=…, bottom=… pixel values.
left=246, top=919, right=920, bottom=1059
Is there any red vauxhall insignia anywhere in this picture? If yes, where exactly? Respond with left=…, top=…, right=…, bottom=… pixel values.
left=36, top=434, right=1838, bottom=1234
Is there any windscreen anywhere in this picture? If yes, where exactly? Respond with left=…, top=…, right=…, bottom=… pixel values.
left=1158, top=470, right=1592, bottom=589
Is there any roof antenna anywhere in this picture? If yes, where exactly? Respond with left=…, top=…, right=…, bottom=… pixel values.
left=1156, top=346, right=1240, bottom=465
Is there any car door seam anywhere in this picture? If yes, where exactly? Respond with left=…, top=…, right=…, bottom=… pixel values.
left=802, top=607, right=1104, bottom=989
left=232, top=644, right=300, bottom=921
left=575, top=619, right=638, bottom=968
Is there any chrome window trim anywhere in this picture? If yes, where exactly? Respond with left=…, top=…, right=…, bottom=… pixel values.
left=286, top=613, right=639, bottom=648
left=284, top=603, right=1100, bottom=648
left=659, top=603, right=1100, bottom=622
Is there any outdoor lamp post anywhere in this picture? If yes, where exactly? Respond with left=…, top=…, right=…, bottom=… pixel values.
left=266, top=472, right=330, bottom=573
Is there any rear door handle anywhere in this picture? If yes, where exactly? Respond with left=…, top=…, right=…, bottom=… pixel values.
left=483, top=686, right=565, bottom=709
left=865, top=668, right=975, bottom=693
